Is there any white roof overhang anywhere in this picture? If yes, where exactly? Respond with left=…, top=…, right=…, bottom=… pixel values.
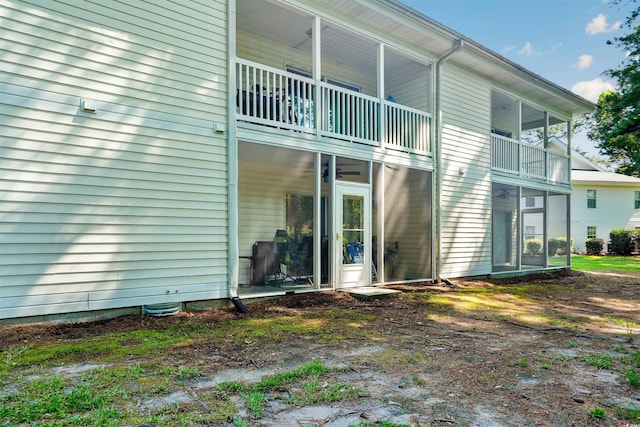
left=308, top=0, right=595, bottom=116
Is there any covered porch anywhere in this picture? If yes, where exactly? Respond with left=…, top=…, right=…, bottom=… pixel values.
left=235, top=143, right=433, bottom=298
left=491, top=183, right=570, bottom=273
left=491, top=91, right=571, bottom=184
left=235, top=0, right=432, bottom=155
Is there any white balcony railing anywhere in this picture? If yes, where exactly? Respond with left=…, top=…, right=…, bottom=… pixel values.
left=491, top=133, right=569, bottom=184
left=384, top=101, right=431, bottom=154
left=236, top=59, right=432, bottom=155
left=548, top=151, right=570, bottom=183
left=319, top=83, right=380, bottom=145
left=491, top=134, right=520, bottom=173
left=236, top=59, right=316, bottom=133
left=522, top=144, right=546, bottom=180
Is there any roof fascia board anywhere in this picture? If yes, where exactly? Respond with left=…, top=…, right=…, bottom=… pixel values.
left=376, top=0, right=595, bottom=113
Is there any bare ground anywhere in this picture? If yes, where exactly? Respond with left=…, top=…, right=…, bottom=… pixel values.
left=3, top=269, right=640, bottom=426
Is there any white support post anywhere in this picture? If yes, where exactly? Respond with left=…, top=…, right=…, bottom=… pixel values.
left=313, top=16, right=321, bottom=139
left=544, top=111, right=549, bottom=181
left=516, top=186, right=522, bottom=271
left=329, top=155, right=336, bottom=288
left=313, top=152, right=321, bottom=288
left=543, top=191, right=549, bottom=268
left=378, top=43, right=385, bottom=147
left=377, top=164, right=385, bottom=282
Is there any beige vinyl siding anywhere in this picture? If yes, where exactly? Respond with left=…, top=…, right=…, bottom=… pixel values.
left=1, top=0, right=229, bottom=318
left=237, top=29, right=378, bottom=96
left=439, top=63, right=492, bottom=277
left=382, top=167, right=432, bottom=280
left=384, top=60, right=429, bottom=112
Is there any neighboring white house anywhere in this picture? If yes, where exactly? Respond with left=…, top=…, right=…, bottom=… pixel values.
left=570, top=151, right=640, bottom=253
left=1, top=0, right=593, bottom=322
left=545, top=138, right=640, bottom=253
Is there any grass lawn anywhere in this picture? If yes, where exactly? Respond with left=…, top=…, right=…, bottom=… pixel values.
left=571, top=254, right=640, bottom=272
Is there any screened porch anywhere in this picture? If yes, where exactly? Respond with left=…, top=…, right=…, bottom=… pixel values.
left=235, top=0, right=432, bottom=156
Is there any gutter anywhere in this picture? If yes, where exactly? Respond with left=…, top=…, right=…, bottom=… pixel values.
left=434, top=39, right=463, bottom=284
left=381, top=0, right=594, bottom=113
left=227, top=0, right=249, bottom=313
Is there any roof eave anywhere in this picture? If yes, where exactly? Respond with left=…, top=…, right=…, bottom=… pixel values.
left=379, top=0, right=596, bottom=115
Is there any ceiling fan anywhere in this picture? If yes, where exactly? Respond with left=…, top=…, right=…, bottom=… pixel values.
left=322, top=163, right=360, bottom=182
left=495, top=189, right=514, bottom=199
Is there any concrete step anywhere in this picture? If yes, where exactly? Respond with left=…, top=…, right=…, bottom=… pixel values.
left=344, top=286, right=401, bottom=300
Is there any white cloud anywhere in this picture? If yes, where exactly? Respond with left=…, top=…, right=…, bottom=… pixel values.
left=571, top=77, right=615, bottom=102
left=518, top=42, right=536, bottom=57
left=501, top=45, right=516, bottom=55
left=585, top=13, right=621, bottom=35
left=576, top=54, right=594, bottom=70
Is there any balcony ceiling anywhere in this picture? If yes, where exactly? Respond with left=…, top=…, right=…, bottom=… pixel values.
left=237, top=0, right=594, bottom=116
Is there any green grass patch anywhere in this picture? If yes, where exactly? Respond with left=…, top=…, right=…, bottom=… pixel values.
left=351, top=421, right=411, bottom=427
left=627, top=369, right=640, bottom=388
left=589, top=407, right=607, bottom=419
left=9, top=329, right=193, bottom=368
left=254, top=358, right=329, bottom=391
left=215, top=359, right=366, bottom=423
left=288, top=380, right=366, bottom=406
left=583, top=353, right=613, bottom=370
left=211, top=310, right=377, bottom=344
left=615, top=406, right=640, bottom=422
left=571, top=255, right=640, bottom=272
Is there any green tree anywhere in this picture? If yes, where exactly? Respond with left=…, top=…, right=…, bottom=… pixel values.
left=588, top=1, right=640, bottom=176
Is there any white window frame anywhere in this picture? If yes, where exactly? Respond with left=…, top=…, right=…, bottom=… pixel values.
left=587, top=189, right=597, bottom=209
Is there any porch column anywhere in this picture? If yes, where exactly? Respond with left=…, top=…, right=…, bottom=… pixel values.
left=377, top=43, right=385, bottom=146
left=544, top=111, right=549, bottom=181
left=313, top=152, right=321, bottom=287
left=516, top=186, right=522, bottom=271
left=312, top=16, right=321, bottom=139
left=567, top=120, right=572, bottom=267
left=543, top=191, right=549, bottom=268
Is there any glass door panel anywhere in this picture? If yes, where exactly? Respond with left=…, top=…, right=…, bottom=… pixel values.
left=335, top=183, right=370, bottom=288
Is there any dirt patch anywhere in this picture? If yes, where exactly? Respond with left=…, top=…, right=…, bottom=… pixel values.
left=2, top=270, right=640, bottom=426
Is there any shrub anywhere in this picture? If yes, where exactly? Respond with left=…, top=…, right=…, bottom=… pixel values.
left=585, top=238, right=604, bottom=255
left=548, top=238, right=559, bottom=256
left=610, top=229, right=635, bottom=255
left=556, top=237, right=571, bottom=255
left=525, top=238, right=542, bottom=255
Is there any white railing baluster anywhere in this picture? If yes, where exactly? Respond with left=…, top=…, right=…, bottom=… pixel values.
left=236, top=59, right=433, bottom=154
left=490, top=133, right=569, bottom=183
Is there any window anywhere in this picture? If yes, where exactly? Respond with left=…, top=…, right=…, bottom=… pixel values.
left=525, top=197, right=535, bottom=208
left=525, top=226, right=535, bottom=240
left=587, top=226, right=597, bottom=240
left=635, top=191, right=640, bottom=209
left=285, top=193, right=313, bottom=239
left=587, top=189, right=597, bottom=209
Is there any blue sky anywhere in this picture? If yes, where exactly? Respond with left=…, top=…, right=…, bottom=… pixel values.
left=402, top=0, right=635, bottom=153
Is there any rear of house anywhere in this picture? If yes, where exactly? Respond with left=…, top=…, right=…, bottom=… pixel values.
left=1, top=0, right=593, bottom=323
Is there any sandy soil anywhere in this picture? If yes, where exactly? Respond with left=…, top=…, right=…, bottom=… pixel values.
left=2, top=269, right=640, bottom=426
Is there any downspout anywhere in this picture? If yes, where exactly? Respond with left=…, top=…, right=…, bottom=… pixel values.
left=227, top=0, right=248, bottom=313
left=434, top=39, right=463, bottom=285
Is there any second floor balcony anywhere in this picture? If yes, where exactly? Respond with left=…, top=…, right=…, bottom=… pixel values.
left=491, top=133, right=570, bottom=184
left=491, top=90, right=571, bottom=185
left=236, top=60, right=431, bottom=154
left=235, top=0, right=432, bottom=157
